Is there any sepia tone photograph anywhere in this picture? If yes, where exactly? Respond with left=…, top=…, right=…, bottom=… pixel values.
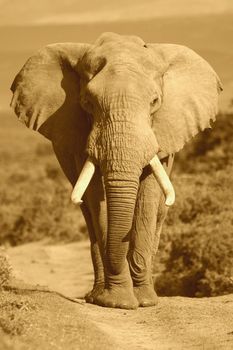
left=0, top=0, right=233, bottom=349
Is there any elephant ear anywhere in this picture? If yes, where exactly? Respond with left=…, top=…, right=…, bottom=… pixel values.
left=148, top=44, right=223, bottom=154
left=10, top=43, right=91, bottom=185
left=11, top=43, right=93, bottom=185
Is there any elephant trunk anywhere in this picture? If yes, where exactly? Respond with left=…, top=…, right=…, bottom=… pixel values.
left=104, top=174, right=139, bottom=276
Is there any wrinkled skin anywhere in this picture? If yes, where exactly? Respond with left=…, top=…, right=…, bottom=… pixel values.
left=11, top=32, right=222, bottom=309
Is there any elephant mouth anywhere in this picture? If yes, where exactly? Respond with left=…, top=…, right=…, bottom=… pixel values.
left=18, top=112, right=39, bottom=131
left=71, top=154, right=175, bottom=207
left=26, top=118, right=37, bottom=130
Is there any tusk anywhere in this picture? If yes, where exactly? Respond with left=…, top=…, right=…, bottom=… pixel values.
left=149, top=155, right=175, bottom=207
left=71, top=157, right=95, bottom=205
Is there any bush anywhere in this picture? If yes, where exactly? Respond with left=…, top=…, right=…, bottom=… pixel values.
left=175, top=112, right=233, bottom=173
left=154, top=112, right=233, bottom=297
left=0, top=291, right=38, bottom=339
left=0, top=177, right=87, bottom=246
left=0, top=249, right=12, bottom=289
left=156, top=224, right=233, bottom=297
left=0, top=136, right=87, bottom=246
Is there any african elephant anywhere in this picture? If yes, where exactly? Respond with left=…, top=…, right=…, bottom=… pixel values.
left=10, top=32, right=222, bottom=309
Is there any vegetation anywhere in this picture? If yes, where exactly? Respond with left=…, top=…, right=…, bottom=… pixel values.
left=1, top=112, right=233, bottom=297
left=0, top=247, right=36, bottom=349
left=0, top=289, right=40, bottom=350
left=0, top=118, right=87, bottom=246
left=155, top=112, right=233, bottom=297
left=0, top=249, right=12, bottom=290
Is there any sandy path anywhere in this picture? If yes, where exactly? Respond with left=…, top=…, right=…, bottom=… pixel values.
left=8, top=240, right=93, bottom=298
left=7, top=241, right=233, bottom=350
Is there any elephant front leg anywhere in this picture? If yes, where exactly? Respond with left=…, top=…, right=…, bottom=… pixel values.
left=79, top=165, right=108, bottom=303
left=94, top=259, right=139, bottom=309
left=94, top=249, right=139, bottom=309
left=80, top=203, right=105, bottom=303
left=128, top=168, right=162, bottom=307
left=85, top=240, right=105, bottom=303
left=129, top=156, right=174, bottom=307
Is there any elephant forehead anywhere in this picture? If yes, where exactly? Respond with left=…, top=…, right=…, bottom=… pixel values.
left=94, top=32, right=145, bottom=47
left=83, top=41, right=155, bottom=76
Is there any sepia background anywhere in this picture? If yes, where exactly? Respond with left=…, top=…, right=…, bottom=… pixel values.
left=0, top=1, right=233, bottom=348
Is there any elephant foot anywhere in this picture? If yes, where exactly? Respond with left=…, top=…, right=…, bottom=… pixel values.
left=85, top=283, right=105, bottom=304
left=133, top=285, right=158, bottom=307
left=93, top=285, right=139, bottom=310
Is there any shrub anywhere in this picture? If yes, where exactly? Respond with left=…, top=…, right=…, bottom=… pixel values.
left=175, top=112, right=233, bottom=173
left=156, top=224, right=233, bottom=297
left=0, top=249, right=12, bottom=289
left=154, top=113, right=233, bottom=297
left=0, top=291, right=38, bottom=338
left=0, top=139, right=87, bottom=246
left=0, top=179, right=87, bottom=246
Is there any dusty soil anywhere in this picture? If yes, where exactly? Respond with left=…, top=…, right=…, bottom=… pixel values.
left=1, top=241, right=233, bottom=350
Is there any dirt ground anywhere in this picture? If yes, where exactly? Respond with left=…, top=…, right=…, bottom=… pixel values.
left=1, top=241, right=233, bottom=350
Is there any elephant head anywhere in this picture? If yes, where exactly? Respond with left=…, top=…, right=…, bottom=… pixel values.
left=11, top=32, right=222, bottom=278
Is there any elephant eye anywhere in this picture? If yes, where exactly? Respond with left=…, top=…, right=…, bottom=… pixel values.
left=150, top=96, right=160, bottom=115
left=151, top=98, right=158, bottom=106
left=91, top=56, right=106, bottom=79
left=81, top=71, right=93, bottom=83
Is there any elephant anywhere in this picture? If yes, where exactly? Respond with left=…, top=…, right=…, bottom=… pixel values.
left=10, top=32, right=222, bottom=310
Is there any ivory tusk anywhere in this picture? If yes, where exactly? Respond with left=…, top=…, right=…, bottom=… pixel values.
left=71, top=157, right=95, bottom=205
left=149, top=155, right=175, bottom=207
